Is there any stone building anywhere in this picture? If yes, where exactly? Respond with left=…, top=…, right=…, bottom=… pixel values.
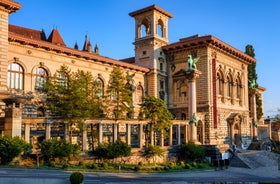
left=0, top=1, right=267, bottom=153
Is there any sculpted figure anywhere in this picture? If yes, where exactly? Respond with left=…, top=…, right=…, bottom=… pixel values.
left=187, top=55, right=200, bottom=71
left=249, top=79, right=256, bottom=89
left=189, top=112, right=198, bottom=127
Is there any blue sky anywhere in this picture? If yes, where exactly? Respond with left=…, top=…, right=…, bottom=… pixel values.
left=9, top=0, right=280, bottom=117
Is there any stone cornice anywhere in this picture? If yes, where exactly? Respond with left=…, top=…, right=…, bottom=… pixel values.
left=163, top=35, right=256, bottom=64
left=0, top=0, right=21, bottom=13
left=8, top=32, right=150, bottom=73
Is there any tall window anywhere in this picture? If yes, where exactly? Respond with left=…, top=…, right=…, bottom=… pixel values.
left=8, top=63, right=24, bottom=90
left=136, top=85, right=143, bottom=103
left=95, top=77, right=104, bottom=97
left=226, top=75, right=232, bottom=97
left=33, top=67, right=48, bottom=91
left=236, top=78, right=242, bottom=99
left=157, top=19, right=164, bottom=37
left=216, top=73, right=223, bottom=95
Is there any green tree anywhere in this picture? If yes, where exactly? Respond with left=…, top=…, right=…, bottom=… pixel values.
left=46, top=65, right=104, bottom=149
left=245, top=44, right=258, bottom=85
left=139, top=96, right=174, bottom=146
left=0, top=136, right=31, bottom=165
left=245, top=45, right=263, bottom=122
left=105, top=66, right=134, bottom=120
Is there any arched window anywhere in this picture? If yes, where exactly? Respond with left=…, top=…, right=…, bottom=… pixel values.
left=235, top=77, right=242, bottom=99
left=8, top=62, right=24, bottom=90
left=33, top=67, right=48, bottom=91
left=226, top=75, right=233, bottom=97
left=95, top=77, right=104, bottom=98
left=141, top=18, right=149, bottom=38
left=157, top=19, right=164, bottom=37
left=136, top=85, right=143, bottom=103
left=216, top=72, right=223, bottom=95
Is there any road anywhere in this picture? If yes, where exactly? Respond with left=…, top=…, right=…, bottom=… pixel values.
left=0, top=166, right=279, bottom=184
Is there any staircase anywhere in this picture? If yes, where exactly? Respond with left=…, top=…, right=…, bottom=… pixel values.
left=230, top=150, right=280, bottom=169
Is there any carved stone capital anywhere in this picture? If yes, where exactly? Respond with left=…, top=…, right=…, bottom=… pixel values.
left=185, top=69, right=201, bottom=81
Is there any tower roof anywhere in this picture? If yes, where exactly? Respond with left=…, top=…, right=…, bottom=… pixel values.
left=129, top=4, right=173, bottom=18
left=47, top=28, right=66, bottom=46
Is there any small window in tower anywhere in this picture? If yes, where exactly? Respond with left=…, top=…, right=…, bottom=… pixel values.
left=157, top=19, right=164, bottom=37
left=143, top=51, right=146, bottom=55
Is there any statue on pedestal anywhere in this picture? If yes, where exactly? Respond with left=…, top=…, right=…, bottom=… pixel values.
left=187, top=54, right=200, bottom=71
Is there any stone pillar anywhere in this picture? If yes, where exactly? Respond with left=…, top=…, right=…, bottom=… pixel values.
left=160, top=130, right=164, bottom=147
left=126, top=124, right=131, bottom=145
left=114, top=122, right=118, bottom=142
left=82, top=124, right=87, bottom=152
left=186, top=69, right=201, bottom=144
left=98, top=122, right=103, bottom=145
left=64, top=123, right=70, bottom=141
left=184, top=124, right=188, bottom=143
left=177, top=124, right=181, bottom=145
left=169, top=125, right=173, bottom=146
left=3, top=98, right=23, bottom=137
left=45, top=119, right=51, bottom=140
left=139, top=123, right=143, bottom=148
left=251, top=89, right=258, bottom=140
left=24, top=123, right=30, bottom=143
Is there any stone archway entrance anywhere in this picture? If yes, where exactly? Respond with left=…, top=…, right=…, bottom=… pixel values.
left=226, top=113, right=242, bottom=146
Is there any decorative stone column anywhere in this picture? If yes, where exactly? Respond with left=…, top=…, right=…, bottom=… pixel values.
left=114, top=121, right=118, bottom=142
left=169, top=125, right=173, bottom=146
left=126, top=123, right=131, bottom=145
left=177, top=124, right=181, bottom=145
left=160, top=130, right=164, bottom=147
left=45, top=119, right=51, bottom=140
left=98, top=122, right=103, bottom=145
left=186, top=69, right=201, bottom=144
left=250, top=89, right=258, bottom=140
left=64, top=123, right=69, bottom=141
left=24, top=123, right=30, bottom=143
left=82, top=123, right=87, bottom=152
left=139, top=123, right=143, bottom=148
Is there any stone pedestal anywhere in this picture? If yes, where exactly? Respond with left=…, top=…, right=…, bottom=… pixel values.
left=186, top=69, right=201, bottom=144
left=250, top=89, right=258, bottom=140
left=3, top=98, right=24, bottom=137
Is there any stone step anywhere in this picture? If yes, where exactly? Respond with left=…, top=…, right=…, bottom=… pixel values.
left=230, top=150, right=280, bottom=169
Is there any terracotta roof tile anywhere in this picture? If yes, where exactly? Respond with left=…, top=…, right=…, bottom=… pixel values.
left=9, top=24, right=46, bottom=41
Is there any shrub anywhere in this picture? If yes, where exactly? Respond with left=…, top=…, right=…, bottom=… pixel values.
left=143, top=145, right=164, bottom=160
left=91, top=163, right=99, bottom=169
left=69, top=172, right=84, bottom=184
left=185, top=163, right=192, bottom=169
left=134, top=165, right=140, bottom=171
left=0, top=136, right=31, bottom=165
left=177, top=142, right=205, bottom=162
left=40, top=139, right=80, bottom=163
left=101, top=162, right=108, bottom=169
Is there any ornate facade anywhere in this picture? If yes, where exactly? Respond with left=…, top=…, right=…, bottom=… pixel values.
left=0, top=2, right=266, bottom=153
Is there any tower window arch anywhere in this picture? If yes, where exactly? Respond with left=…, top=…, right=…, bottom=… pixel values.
left=8, top=62, right=24, bottom=90
left=33, top=67, right=48, bottom=91
left=140, top=18, right=150, bottom=38
left=157, top=19, right=164, bottom=37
